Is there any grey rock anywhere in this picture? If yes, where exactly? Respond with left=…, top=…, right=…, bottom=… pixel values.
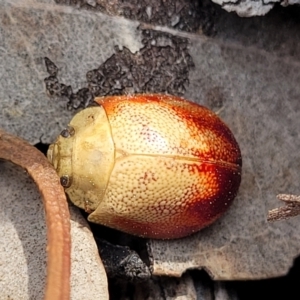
left=0, top=161, right=109, bottom=299
left=1, top=0, right=300, bottom=289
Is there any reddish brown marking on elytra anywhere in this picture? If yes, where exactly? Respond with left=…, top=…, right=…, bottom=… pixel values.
left=96, top=94, right=241, bottom=166
left=77, top=94, right=242, bottom=239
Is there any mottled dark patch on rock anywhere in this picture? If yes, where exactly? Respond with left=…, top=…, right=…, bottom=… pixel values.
left=44, top=29, right=194, bottom=110
left=205, top=86, right=226, bottom=109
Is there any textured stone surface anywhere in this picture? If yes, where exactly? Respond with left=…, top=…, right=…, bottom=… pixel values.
left=148, top=24, right=300, bottom=279
left=0, top=161, right=109, bottom=299
left=0, top=0, right=142, bottom=144
left=211, top=0, right=300, bottom=17
left=43, top=30, right=195, bottom=110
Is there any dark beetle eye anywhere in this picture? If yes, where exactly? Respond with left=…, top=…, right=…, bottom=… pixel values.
left=60, top=126, right=75, bottom=138
left=60, top=175, right=72, bottom=188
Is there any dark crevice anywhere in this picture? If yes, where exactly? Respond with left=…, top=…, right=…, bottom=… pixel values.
left=232, top=255, right=300, bottom=300
left=34, top=142, right=49, bottom=155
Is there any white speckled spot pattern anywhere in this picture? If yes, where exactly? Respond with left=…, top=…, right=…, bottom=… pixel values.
left=97, top=94, right=239, bottom=164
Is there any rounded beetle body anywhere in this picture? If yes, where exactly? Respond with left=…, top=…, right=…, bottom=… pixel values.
left=48, top=94, right=242, bottom=239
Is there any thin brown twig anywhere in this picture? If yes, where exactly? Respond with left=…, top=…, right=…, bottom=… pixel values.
left=0, top=129, right=71, bottom=300
left=268, top=194, right=300, bottom=222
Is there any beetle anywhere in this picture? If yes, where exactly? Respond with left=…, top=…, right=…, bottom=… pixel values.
left=48, top=94, right=242, bottom=239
